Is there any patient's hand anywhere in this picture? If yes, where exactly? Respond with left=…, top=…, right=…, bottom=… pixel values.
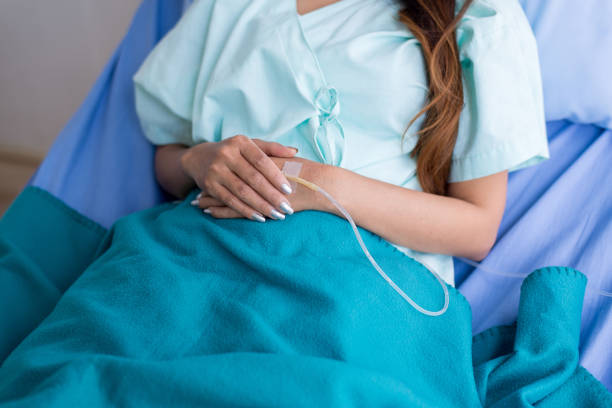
left=193, top=156, right=329, bottom=220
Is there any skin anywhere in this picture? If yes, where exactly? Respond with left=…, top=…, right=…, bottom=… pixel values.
left=154, top=0, right=508, bottom=262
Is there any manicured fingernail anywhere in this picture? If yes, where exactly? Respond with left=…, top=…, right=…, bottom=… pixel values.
left=270, top=209, right=285, bottom=220
left=281, top=183, right=292, bottom=194
left=252, top=213, right=266, bottom=223
left=280, top=201, right=294, bottom=215
left=196, top=192, right=203, bottom=200
left=191, top=199, right=199, bottom=206
left=203, top=208, right=211, bottom=214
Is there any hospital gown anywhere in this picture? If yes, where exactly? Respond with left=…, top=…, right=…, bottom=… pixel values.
left=133, top=0, right=550, bottom=286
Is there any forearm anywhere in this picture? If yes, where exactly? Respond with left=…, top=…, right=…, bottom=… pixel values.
left=311, top=165, right=501, bottom=260
left=154, top=144, right=196, bottom=199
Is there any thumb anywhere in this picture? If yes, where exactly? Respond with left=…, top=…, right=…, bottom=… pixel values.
left=252, top=139, right=298, bottom=157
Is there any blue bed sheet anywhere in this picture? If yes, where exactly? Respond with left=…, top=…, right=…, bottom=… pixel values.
left=28, top=0, right=187, bottom=227
left=21, top=0, right=612, bottom=393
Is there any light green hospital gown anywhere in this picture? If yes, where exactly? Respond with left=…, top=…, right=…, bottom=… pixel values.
left=133, top=0, right=549, bottom=287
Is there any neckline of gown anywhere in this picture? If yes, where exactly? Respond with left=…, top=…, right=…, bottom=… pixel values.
left=294, top=0, right=366, bottom=22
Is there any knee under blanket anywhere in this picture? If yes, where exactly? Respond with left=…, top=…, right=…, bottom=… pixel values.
left=0, top=187, right=610, bottom=407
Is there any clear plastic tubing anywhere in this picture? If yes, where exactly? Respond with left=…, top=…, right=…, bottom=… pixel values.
left=283, top=170, right=450, bottom=317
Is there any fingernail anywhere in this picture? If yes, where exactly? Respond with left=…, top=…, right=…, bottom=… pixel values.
left=203, top=208, right=211, bottom=214
left=281, top=183, right=292, bottom=194
left=270, top=209, right=285, bottom=220
left=280, top=201, right=294, bottom=215
left=252, top=213, right=266, bottom=223
left=289, top=147, right=299, bottom=153
left=191, top=199, right=199, bottom=206
left=196, top=192, right=203, bottom=200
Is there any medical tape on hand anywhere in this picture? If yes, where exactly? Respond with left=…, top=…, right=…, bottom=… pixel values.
left=281, top=161, right=303, bottom=192
left=281, top=161, right=450, bottom=317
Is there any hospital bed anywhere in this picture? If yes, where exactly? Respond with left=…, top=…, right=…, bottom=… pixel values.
left=2, top=0, right=612, bottom=393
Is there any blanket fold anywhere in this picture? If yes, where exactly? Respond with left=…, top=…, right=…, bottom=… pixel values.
left=471, top=268, right=609, bottom=406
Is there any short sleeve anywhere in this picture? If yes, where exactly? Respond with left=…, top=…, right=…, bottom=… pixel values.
left=132, top=0, right=215, bottom=146
left=449, top=0, right=550, bottom=183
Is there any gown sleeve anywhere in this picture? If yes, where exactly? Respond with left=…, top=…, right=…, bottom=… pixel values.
left=448, top=0, right=550, bottom=183
left=132, top=0, right=216, bottom=146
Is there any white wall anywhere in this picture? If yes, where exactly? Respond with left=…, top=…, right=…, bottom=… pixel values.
left=0, top=0, right=142, bottom=157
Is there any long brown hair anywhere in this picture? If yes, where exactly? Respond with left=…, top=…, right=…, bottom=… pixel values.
left=397, top=0, right=473, bottom=195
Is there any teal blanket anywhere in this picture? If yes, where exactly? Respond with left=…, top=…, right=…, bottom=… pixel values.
left=0, top=187, right=610, bottom=407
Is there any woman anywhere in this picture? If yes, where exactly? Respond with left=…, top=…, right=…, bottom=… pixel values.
left=0, top=0, right=556, bottom=406
left=136, top=0, right=548, bottom=286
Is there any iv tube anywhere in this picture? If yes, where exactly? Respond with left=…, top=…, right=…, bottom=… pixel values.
left=281, top=161, right=611, bottom=309
left=284, top=172, right=450, bottom=317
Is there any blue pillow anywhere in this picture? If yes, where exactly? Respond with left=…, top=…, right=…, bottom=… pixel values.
left=519, top=0, right=612, bottom=129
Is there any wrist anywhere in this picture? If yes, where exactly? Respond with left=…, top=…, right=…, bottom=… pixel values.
left=304, top=162, right=339, bottom=214
left=179, top=144, right=200, bottom=182
left=178, top=144, right=204, bottom=196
